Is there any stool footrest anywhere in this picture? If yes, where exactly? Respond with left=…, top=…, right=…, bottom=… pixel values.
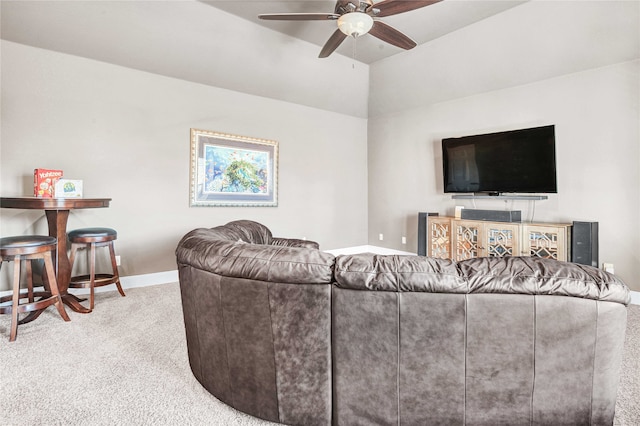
left=69, top=273, right=120, bottom=288
left=0, top=290, right=53, bottom=304
left=0, top=294, right=61, bottom=315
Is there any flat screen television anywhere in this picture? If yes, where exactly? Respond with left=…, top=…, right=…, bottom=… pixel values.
left=442, top=125, right=557, bottom=195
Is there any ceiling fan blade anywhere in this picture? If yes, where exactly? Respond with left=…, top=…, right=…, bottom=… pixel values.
left=369, top=21, right=416, bottom=50
left=259, top=13, right=340, bottom=21
left=372, top=0, right=442, bottom=18
left=319, top=29, right=348, bottom=58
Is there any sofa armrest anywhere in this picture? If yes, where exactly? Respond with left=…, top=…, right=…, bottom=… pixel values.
left=271, top=237, right=320, bottom=250
left=176, top=229, right=334, bottom=284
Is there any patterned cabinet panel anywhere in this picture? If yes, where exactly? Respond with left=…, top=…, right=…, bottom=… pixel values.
left=427, top=217, right=453, bottom=259
left=453, top=220, right=484, bottom=260
left=485, top=223, right=521, bottom=258
left=427, top=217, right=571, bottom=262
left=521, top=224, right=570, bottom=261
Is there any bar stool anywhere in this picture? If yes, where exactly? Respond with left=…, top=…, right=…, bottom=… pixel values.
left=68, top=227, right=125, bottom=310
left=0, top=236, right=71, bottom=342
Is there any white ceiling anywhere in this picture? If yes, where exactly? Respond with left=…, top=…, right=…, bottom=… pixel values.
left=202, top=0, right=526, bottom=64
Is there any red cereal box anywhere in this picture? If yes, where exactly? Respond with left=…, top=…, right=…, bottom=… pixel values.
left=34, top=169, right=63, bottom=198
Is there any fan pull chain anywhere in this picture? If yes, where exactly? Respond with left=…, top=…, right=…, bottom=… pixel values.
left=352, top=37, right=357, bottom=69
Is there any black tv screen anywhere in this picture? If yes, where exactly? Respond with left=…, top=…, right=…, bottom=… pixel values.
left=442, top=125, right=557, bottom=194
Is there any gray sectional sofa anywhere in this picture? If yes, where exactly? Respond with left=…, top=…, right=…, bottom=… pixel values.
left=176, top=220, right=631, bottom=426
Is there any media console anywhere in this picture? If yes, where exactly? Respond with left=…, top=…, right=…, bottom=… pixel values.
left=418, top=213, right=599, bottom=266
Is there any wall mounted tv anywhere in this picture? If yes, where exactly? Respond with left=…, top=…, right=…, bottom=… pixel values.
left=442, top=125, right=557, bottom=195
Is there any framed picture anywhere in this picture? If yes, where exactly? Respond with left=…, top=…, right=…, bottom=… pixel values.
left=190, top=129, right=278, bottom=207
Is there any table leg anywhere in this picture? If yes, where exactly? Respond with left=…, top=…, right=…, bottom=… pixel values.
left=45, top=209, right=91, bottom=313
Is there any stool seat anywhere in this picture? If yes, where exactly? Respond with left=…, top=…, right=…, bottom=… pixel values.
left=68, top=228, right=117, bottom=242
left=0, top=236, right=57, bottom=255
left=0, top=235, right=70, bottom=341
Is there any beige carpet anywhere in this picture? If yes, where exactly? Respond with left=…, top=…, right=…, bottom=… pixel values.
left=0, top=283, right=638, bottom=425
left=616, top=301, right=640, bottom=425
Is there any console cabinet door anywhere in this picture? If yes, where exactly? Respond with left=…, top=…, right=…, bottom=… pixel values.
left=453, top=220, right=484, bottom=260
left=484, top=223, right=521, bottom=258
left=453, top=220, right=520, bottom=260
left=521, top=224, right=570, bottom=261
left=427, top=217, right=453, bottom=259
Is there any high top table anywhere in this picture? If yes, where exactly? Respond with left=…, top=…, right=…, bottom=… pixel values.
left=1, top=197, right=111, bottom=313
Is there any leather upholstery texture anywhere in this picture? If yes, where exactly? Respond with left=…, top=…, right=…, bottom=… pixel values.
left=177, top=221, right=630, bottom=426
left=177, top=221, right=333, bottom=425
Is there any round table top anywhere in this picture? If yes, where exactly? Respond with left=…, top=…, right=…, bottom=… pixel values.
left=0, top=197, right=111, bottom=210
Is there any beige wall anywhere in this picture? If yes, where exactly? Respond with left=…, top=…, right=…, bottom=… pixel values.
left=1, top=1, right=638, bottom=293
left=366, top=0, right=639, bottom=290
left=367, top=59, right=640, bottom=290
left=0, top=41, right=369, bottom=290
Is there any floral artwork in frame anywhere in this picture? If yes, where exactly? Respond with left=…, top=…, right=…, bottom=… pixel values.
left=190, top=129, right=278, bottom=207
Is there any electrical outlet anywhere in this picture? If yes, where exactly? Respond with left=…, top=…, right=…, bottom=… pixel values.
left=402, top=236, right=407, bottom=244
left=379, top=234, right=384, bottom=241
left=115, top=255, right=121, bottom=266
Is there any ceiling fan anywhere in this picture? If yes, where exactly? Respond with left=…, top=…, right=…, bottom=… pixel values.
left=259, top=0, right=442, bottom=58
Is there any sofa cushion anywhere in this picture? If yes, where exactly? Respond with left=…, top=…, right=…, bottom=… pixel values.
left=459, top=256, right=631, bottom=305
left=335, top=254, right=630, bottom=305
left=334, top=254, right=465, bottom=292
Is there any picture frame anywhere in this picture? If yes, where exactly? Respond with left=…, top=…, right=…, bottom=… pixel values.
left=190, top=129, right=278, bottom=207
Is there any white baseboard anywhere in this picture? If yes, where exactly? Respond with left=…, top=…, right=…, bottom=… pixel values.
left=67, top=270, right=178, bottom=295
left=0, top=270, right=178, bottom=298
left=630, top=291, right=640, bottom=306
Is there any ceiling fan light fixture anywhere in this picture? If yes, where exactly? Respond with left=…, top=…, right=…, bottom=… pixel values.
left=337, top=12, right=373, bottom=38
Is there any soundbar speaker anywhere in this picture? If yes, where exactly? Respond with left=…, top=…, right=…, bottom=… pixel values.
left=460, top=209, right=522, bottom=223
left=571, top=221, right=598, bottom=267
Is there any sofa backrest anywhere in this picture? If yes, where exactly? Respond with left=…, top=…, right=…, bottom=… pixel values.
left=177, top=219, right=273, bottom=245
left=224, top=219, right=274, bottom=244
left=332, top=254, right=629, bottom=425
